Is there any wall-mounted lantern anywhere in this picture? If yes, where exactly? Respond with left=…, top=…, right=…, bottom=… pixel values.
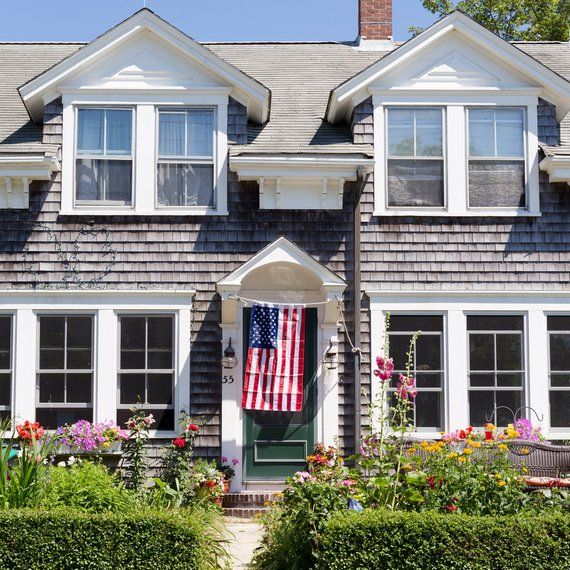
left=222, top=338, right=238, bottom=369
left=324, top=339, right=338, bottom=370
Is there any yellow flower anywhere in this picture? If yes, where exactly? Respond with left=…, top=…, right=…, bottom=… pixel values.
left=447, top=452, right=458, bottom=459
left=463, top=448, right=473, bottom=455
left=521, top=447, right=530, bottom=455
left=102, top=441, right=110, bottom=448
left=407, top=447, right=417, bottom=455
left=467, top=440, right=482, bottom=448
left=498, top=444, right=508, bottom=451
left=522, top=466, right=528, bottom=474
left=498, top=480, right=506, bottom=487
left=457, top=456, right=467, bottom=463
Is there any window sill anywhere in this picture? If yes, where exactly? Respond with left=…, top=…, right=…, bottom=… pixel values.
left=60, top=208, right=229, bottom=217
left=373, top=209, right=541, bottom=218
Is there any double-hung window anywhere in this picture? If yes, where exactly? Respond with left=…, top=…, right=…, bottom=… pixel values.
left=75, top=108, right=134, bottom=206
left=468, top=108, right=526, bottom=208
left=467, top=315, right=525, bottom=426
left=388, top=315, right=445, bottom=430
left=0, top=317, right=12, bottom=421
left=157, top=108, right=215, bottom=208
left=547, top=316, right=570, bottom=429
left=386, top=107, right=445, bottom=208
left=36, top=315, right=94, bottom=429
left=117, top=315, right=175, bottom=431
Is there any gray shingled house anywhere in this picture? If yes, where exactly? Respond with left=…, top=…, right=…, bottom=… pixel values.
left=0, top=1, right=570, bottom=492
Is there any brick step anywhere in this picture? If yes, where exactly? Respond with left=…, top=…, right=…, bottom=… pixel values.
left=222, top=492, right=278, bottom=508
left=223, top=506, right=267, bottom=519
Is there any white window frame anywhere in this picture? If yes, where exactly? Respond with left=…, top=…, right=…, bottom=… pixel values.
left=116, top=312, right=177, bottom=432
left=0, top=314, right=14, bottom=420
left=61, top=90, right=229, bottom=216
left=546, top=314, right=570, bottom=432
left=155, top=106, right=217, bottom=210
left=367, top=291, right=570, bottom=440
left=74, top=106, right=136, bottom=208
left=1, top=291, right=192, bottom=438
left=372, top=90, right=541, bottom=217
left=385, top=106, right=447, bottom=211
left=466, top=106, right=528, bottom=211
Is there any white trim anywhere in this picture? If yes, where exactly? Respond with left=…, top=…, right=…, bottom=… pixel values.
left=366, top=290, right=570, bottom=439
left=327, top=11, right=570, bottom=123
left=19, top=9, right=270, bottom=124
left=540, top=155, right=570, bottom=184
left=4, top=290, right=194, bottom=437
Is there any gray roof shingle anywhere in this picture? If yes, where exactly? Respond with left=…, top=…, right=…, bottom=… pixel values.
left=0, top=39, right=569, bottom=156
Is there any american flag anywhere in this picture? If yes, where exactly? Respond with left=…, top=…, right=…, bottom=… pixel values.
left=242, top=303, right=306, bottom=411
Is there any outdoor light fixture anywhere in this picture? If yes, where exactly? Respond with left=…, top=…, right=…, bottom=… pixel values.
left=324, top=340, right=338, bottom=370
left=222, top=338, right=238, bottom=369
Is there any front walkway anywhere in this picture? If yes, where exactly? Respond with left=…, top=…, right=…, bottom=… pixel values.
left=225, top=518, right=263, bottom=569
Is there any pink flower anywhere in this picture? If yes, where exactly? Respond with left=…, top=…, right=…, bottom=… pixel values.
left=231, top=458, right=240, bottom=465
left=142, top=414, right=155, bottom=427
left=340, top=479, right=355, bottom=487
left=373, top=356, right=394, bottom=381
left=221, top=456, right=228, bottom=463
left=397, top=373, right=417, bottom=399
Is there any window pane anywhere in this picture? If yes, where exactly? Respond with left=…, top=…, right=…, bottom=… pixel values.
left=496, top=108, right=524, bottom=157
left=550, top=334, right=570, bottom=371
left=40, top=317, right=65, bottom=349
left=120, top=317, right=146, bottom=369
left=469, top=391, right=494, bottom=426
left=105, top=110, right=132, bottom=155
left=0, top=373, right=10, bottom=406
left=415, top=391, right=441, bottom=428
left=77, top=109, right=104, bottom=155
left=387, top=159, right=444, bottom=207
left=159, top=112, right=185, bottom=156
left=415, top=109, right=442, bottom=157
left=469, top=334, right=495, bottom=370
left=496, top=391, right=522, bottom=425
left=468, top=160, right=525, bottom=208
left=187, top=109, right=214, bottom=157
left=147, top=317, right=173, bottom=350
left=416, top=335, right=441, bottom=371
left=157, top=163, right=214, bottom=207
left=415, top=372, right=441, bottom=388
left=389, top=334, right=411, bottom=370
left=469, top=109, right=495, bottom=157
left=550, top=391, right=570, bottom=428
left=39, top=373, right=65, bottom=403
left=470, top=373, right=495, bottom=387
left=67, top=317, right=92, bottom=349
left=0, top=317, right=11, bottom=354
left=390, top=315, right=443, bottom=332
left=120, top=373, right=145, bottom=405
left=547, top=316, right=570, bottom=331
left=388, top=108, right=414, bottom=156
left=551, top=374, right=570, bottom=388
left=467, top=315, right=524, bottom=331
left=496, top=373, right=523, bottom=387
left=67, top=373, right=92, bottom=403
left=67, top=349, right=92, bottom=370
left=147, top=373, right=173, bottom=405
left=76, top=159, right=132, bottom=204
left=36, top=408, right=92, bottom=430
left=496, top=334, right=522, bottom=370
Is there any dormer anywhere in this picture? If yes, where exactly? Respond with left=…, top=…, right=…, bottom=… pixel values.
left=18, top=9, right=270, bottom=216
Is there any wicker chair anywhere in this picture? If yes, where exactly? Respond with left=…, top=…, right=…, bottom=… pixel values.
left=506, top=440, right=570, bottom=478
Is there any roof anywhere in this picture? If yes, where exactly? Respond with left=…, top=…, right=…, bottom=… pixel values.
left=0, top=37, right=570, bottom=157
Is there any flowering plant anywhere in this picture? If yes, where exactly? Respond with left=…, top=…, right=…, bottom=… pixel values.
left=56, top=420, right=128, bottom=453
left=16, top=421, right=45, bottom=444
left=219, top=456, right=239, bottom=480
left=122, top=405, right=155, bottom=492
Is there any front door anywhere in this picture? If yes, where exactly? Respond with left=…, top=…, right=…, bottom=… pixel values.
left=244, top=307, right=317, bottom=480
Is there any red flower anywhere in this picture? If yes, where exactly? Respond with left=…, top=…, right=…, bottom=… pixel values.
left=427, top=476, right=436, bottom=489
left=446, top=504, right=457, bottom=512
left=205, top=480, right=215, bottom=488
left=16, top=421, right=45, bottom=443
left=188, top=423, right=199, bottom=432
left=172, top=437, right=186, bottom=449
left=485, top=431, right=494, bottom=441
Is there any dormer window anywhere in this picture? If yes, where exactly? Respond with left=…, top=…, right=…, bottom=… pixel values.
left=156, top=108, right=215, bottom=208
left=75, top=108, right=134, bottom=206
left=468, top=107, right=526, bottom=209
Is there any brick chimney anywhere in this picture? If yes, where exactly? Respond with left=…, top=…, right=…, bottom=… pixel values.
left=359, top=0, right=393, bottom=41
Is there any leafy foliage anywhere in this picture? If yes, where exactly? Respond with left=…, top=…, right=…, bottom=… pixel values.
left=414, top=0, right=570, bottom=41
left=318, top=509, right=570, bottom=570
left=120, top=405, right=154, bottom=492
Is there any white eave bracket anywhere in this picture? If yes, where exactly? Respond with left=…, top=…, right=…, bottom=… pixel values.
left=540, top=154, right=570, bottom=185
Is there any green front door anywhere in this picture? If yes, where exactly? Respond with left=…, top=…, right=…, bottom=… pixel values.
left=244, top=307, right=317, bottom=480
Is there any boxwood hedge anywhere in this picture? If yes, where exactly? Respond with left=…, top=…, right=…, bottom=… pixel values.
left=317, top=510, right=570, bottom=570
left=0, top=509, right=215, bottom=570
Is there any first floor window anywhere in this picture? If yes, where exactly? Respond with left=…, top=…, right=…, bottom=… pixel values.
left=0, top=316, right=12, bottom=421
left=157, top=108, right=215, bottom=208
left=36, top=315, right=94, bottom=429
left=75, top=107, right=134, bottom=205
left=547, top=316, right=570, bottom=428
left=468, top=107, right=526, bottom=208
left=118, top=315, right=175, bottom=431
left=467, top=315, right=525, bottom=426
left=388, top=315, right=444, bottom=430
left=386, top=107, right=445, bottom=208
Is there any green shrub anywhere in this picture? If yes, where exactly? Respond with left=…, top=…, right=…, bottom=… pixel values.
left=0, top=508, right=226, bottom=570
left=317, top=509, right=570, bottom=570
left=42, top=461, right=137, bottom=513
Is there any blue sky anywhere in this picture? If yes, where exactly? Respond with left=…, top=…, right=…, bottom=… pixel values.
left=0, top=1, right=439, bottom=42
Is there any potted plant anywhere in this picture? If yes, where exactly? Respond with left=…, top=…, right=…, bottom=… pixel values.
left=193, top=459, right=225, bottom=506
left=219, top=456, right=239, bottom=493
left=56, top=420, right=129, bottom=454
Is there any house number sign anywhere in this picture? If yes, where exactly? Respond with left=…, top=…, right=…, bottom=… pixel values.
left=223, top=375, right=235, bottom=384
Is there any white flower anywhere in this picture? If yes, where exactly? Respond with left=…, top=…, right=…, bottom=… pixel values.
left=17, top=450, right=22, bottom=458
left=57, top=461, right=66, bottom=468
left=67, top=456, right=76, bottom=466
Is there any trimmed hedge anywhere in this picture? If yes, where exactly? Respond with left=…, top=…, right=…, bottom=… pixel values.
left=0, top=509, right=212, bottom=570
left=317, top=510, right=570, bottom=570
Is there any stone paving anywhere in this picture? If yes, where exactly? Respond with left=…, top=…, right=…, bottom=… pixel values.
left=225, top=517, right=263, bottom=569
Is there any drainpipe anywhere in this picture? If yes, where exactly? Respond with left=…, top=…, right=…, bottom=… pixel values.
left=353, top=166, right=372, bottom=455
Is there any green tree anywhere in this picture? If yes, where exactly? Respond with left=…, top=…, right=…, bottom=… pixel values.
left=413, top=0, right=570, bottom=41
